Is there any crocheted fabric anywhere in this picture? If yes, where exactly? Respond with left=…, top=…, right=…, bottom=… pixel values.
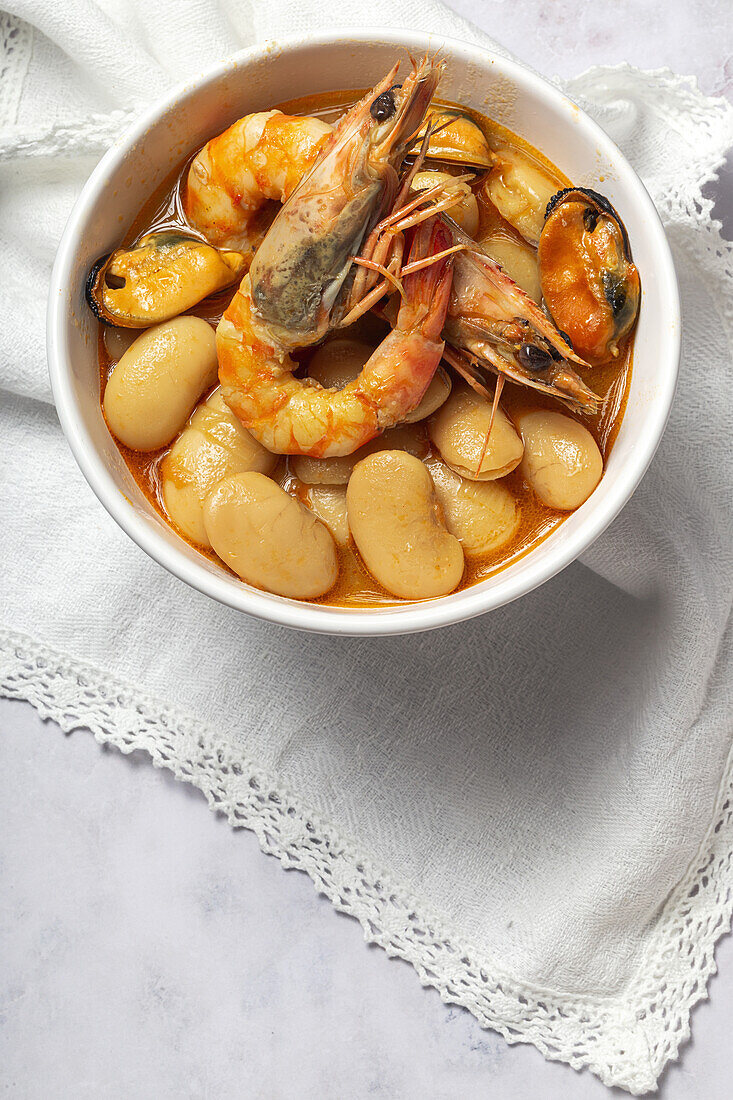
left=1, top=6, right=732, bottom=1093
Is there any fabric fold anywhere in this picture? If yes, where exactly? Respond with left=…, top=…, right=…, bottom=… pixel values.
left=1, top=4, right=732, bottom=1093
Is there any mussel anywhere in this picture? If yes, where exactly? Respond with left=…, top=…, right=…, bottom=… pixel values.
left=408, top=109, right=494, bottom=171
left=538, top=188, right=640, bottom=364
left=86, top=231, right=247, bottom=328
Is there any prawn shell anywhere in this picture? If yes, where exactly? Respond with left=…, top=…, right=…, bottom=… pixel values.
left=86, top=231, right=247, bottom=328
left=408, top=109, right=493, bottom=170
left=538, top=188, right=640, bottom=364
left=441, top=217, right=601, bottom=413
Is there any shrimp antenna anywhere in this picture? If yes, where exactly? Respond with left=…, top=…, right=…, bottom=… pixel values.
left=401, top=242, right=465, bottom=276
left=442, top=346, right=494, bottom=400
left=476, top=375, right=505, bottom=473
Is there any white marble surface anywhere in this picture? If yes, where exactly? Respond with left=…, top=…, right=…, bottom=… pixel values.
left=3, top=701, right=733, bottom=1100
left=2, top=2, right=733, bottom=1096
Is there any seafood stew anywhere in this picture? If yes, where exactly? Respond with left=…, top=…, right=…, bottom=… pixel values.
left=90, top=57, right=638, bottom=607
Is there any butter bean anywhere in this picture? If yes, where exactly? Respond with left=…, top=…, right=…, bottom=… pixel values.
left=429, top=384, right=523, bottom=480
left=427, top=458, right=520, bottom=556
left=103, top=317, right=217, bottom=451
left=411, top=170, right=479, bottom=237
left=516, top=410, right=603, bottom=510
left=347, top=452, right=464, bottom=599
left=484, top=146, right=557, bottom=246
left=479, top=233, right=542, bottom=303
left=292, top=422, right=428, bottom=486
left=103, top=326, right=138, bottom=361
left=303, top=485, right=350, bottom=546
left=307, top=338, right=372, bottom=390
left=160, top=389, right=277, bottom=547
left=204, top=472, right=338, bottom=598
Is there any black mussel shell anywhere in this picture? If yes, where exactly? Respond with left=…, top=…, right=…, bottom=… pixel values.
left=544, top=187, right=631, bottom=258
left=85, top=253, right=118, bottom=326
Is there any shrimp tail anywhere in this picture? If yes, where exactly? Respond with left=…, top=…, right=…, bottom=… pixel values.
left=398, top=218, right=454, bottom=342
left=364, top=218, right=454, bottom=429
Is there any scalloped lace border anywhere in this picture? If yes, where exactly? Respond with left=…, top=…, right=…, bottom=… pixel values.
left=2, top=627, right=732, bottom=1095
left=3, top=27, right=733, bottom=1090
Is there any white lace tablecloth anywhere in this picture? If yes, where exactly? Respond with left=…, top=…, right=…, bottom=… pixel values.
left=1, top=1, right=733, bottom=1093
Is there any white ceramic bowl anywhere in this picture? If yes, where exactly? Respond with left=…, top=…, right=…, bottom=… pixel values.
left=48, top=30, right=679, bottom=636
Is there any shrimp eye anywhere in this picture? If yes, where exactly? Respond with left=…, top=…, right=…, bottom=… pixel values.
left=371, top=89, right=397, bottom=122
left=518, top=343, right=553, bottom=372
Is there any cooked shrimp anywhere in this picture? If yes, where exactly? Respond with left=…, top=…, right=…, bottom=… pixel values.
left=219, top=217, right=453, bottom=457
left=440, top=217, right=601, bottom=411
left=184, top=111, right=333, bottom=254
left=217, top=56, right=449, bottom=457
left=188, top=106, right=597, bottom=413
left=246, top=56, right=442, bottom=351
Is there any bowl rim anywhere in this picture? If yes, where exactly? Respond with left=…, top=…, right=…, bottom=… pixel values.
left=47, top=28, right=680, bottom=637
